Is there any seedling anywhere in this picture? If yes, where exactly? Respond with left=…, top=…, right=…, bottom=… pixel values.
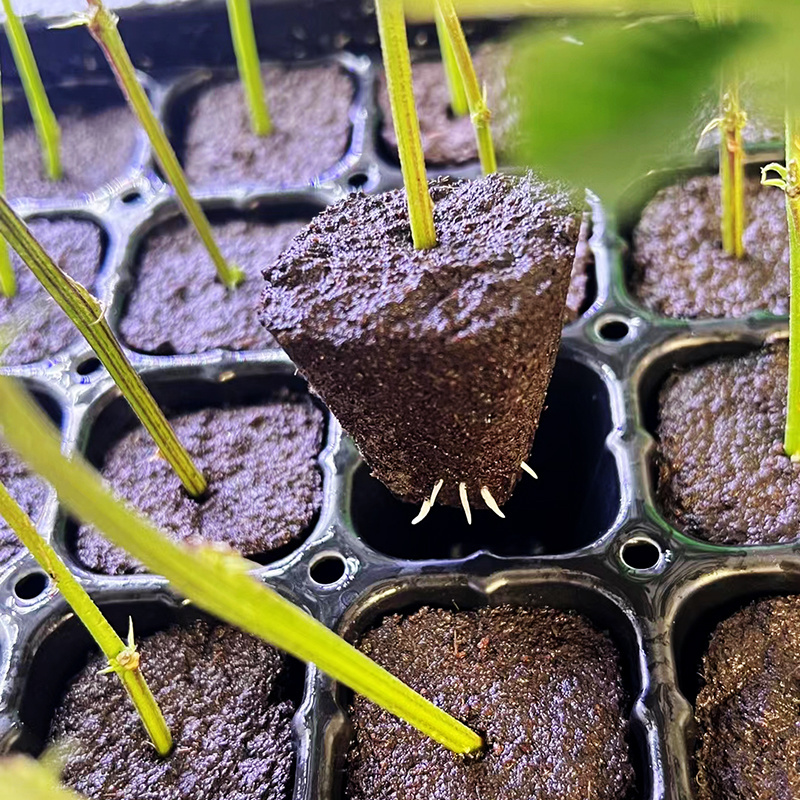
left=1, top=0, right=62, bottom=181
left=0, top=196, right=207, bottom=499
left=434, top=0, right=497, bottom=174
left=435, top=3, right=469, bottom=118
left=694, top=1, right=747, bottom=258
left=64, top=0, right=244, bottom=289
left=0, top=69, right=15, bottom=298
left=0, top=482, right=171, bottom=755
left=762, top=113, right=800, bottom=458
left=226, top=0, right=271, bottom=136
left=0, top=374, right=484, bottom=757
left=375, top=0, right=437, bottom=249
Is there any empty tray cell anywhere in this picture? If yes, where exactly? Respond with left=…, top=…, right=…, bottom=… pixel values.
left=378, top=43, right=514, bottom=168
left=0, top=390, right=61, bottom=569
left=350, top=356, right=621, bottom=559
left=118, top=205, right=312, bottom=355
left=653, top=341, right=800, bottom=546
left=15, top=599, right=302, bottom=800
left=345, top=603, right=635, bottom=800
left=5, top=83, right=141, bottom=202
left=172, top=62, right=356, bottom=189
left=71, top=371, right=325, bottom=574
left=627, top=168, right=789, bottom=319
left=0, top=216, right=106, bottom=367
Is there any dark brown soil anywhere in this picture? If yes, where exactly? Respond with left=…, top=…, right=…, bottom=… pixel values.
left=180, top=63, right=354, bottom=189
left=74, top=396, right=324, bottom=574
left=696, top=595, right=800, bottom=800
left=379, top=44, right=514, bottom=167
left=346, top=605, right=635, bottom=800
left=260, top=173, right=581, bottom=509
left=5, top=103, right=139, bottom=201
left=0, top=444, right=47, bottom=567
left=50, top=619, right=297, bottom=800
left=657, top=343, right=800, bottom=545
left=631, top=175, right=788, bottom=318
left=0, top=217, right=103, bottom=366
left=119, top=216, right=306, bottom=355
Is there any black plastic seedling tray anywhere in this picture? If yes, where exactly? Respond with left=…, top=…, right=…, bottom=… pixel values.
left=0, top=2, right=795, bottom=799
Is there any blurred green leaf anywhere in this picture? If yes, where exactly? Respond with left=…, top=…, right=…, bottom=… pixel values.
left=510, top=17, right=760, bottom=203
left=404, top=0, right=694, bottom=20
left=0, top=756, right=83, bottom=800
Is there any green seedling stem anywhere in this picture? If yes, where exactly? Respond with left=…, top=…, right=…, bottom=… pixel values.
left=719, top=77, right=746, bottom=257
left=434, top=3, right=468, bottom=117
left=0, top=376, right=484, bottom=757
left=375, top=0, right=437, bottom=249
left=762, top=111, right=800, bottom=459
left=1, top=0, right=62, bottom=181
left=80, top=0, right=244, bottom=288
left=693, top=2, right=746, bottom=257
left=434, top=0, right=497, bottom=174
left=226, top=0, right=271, bottom=136
left=0, top=69, right=16, bottom=298
left=0, top=482, right=172, bottom=755
left=0, top=756, right=84, bottom=800
left=0, top=196, right=207, bottom=497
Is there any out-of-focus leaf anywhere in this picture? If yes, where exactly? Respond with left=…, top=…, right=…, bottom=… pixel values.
left=404, top=0, right=695, bottom=21
left=0, top=756, right=83, bottom=800
left=510, top=17, right=760, bottom=203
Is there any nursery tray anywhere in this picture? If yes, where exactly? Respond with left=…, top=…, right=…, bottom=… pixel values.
left=0, top=2, right=793, bottom=800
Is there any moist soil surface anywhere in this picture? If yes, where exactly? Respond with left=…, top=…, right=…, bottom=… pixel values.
left=657, top=343, right=800, bottom=545
left=261, top=173, right=582, bottom=510
left=346, top=605, right=635, bottom=800
left=74, top=395, right=324, bottom=574
left=119, top=216, right=306, bottom=354
left=5, top=103, right=139, bottom=201
left=0, top=444, right=47, bottom=567
left=695, top=595, right=800, bottom=800
left=50, top=619, right=298, bottom=800
left=0, top=217, right=103, bottom=366
left=379, top=44, right=514, bottom=167
left=631, top=175, right=788, bottom=319
left=180, top=63, right=353, bottom=189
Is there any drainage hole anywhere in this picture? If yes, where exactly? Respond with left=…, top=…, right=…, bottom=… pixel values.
left=309, top=554, right=346, bottom=585
left=75, top=357, right=102, bottom=376
left=620, top=538, right=662, bottom=571
left=121, top=190, right=143, bottom=205
left=598, top=318, right=631, bottom=342
left=348, top=172, right=369, bottom=190
left=15, top=571, right=49, bottom=600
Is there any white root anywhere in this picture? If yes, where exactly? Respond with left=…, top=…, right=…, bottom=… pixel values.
left=480, top=486, right=506, bottom=519
left=458, top=482, right=472, bottom=525
left=411, top=499, right=432, bottom=525
left=521, top=461, right=538, bottom=479
left=411, top=479, right=444, bottom=525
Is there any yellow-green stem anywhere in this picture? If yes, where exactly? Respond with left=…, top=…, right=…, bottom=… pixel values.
left=434, top=4, right=468, bottom=117
left=1, top=0, right=62, bottom=181
left=376, top=0, right=437, bottom=249
left=719, top=78, right=746, bottom=258
left=0, top=66, right=16, bottom=298
left=0, top=376, right=483, bottom=757
left=0, top=196, right=207, bottom=497
left=434, top=0, right=497, bottom=175
left=226, top=0, right=271, bottom=136
left=83, top=0, right=244, bottom=288
left=0, top=756, right=84, bottom=800
left=785, top=111, right=800, bottom=459
left=0, top=481, right=171, bottom=755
